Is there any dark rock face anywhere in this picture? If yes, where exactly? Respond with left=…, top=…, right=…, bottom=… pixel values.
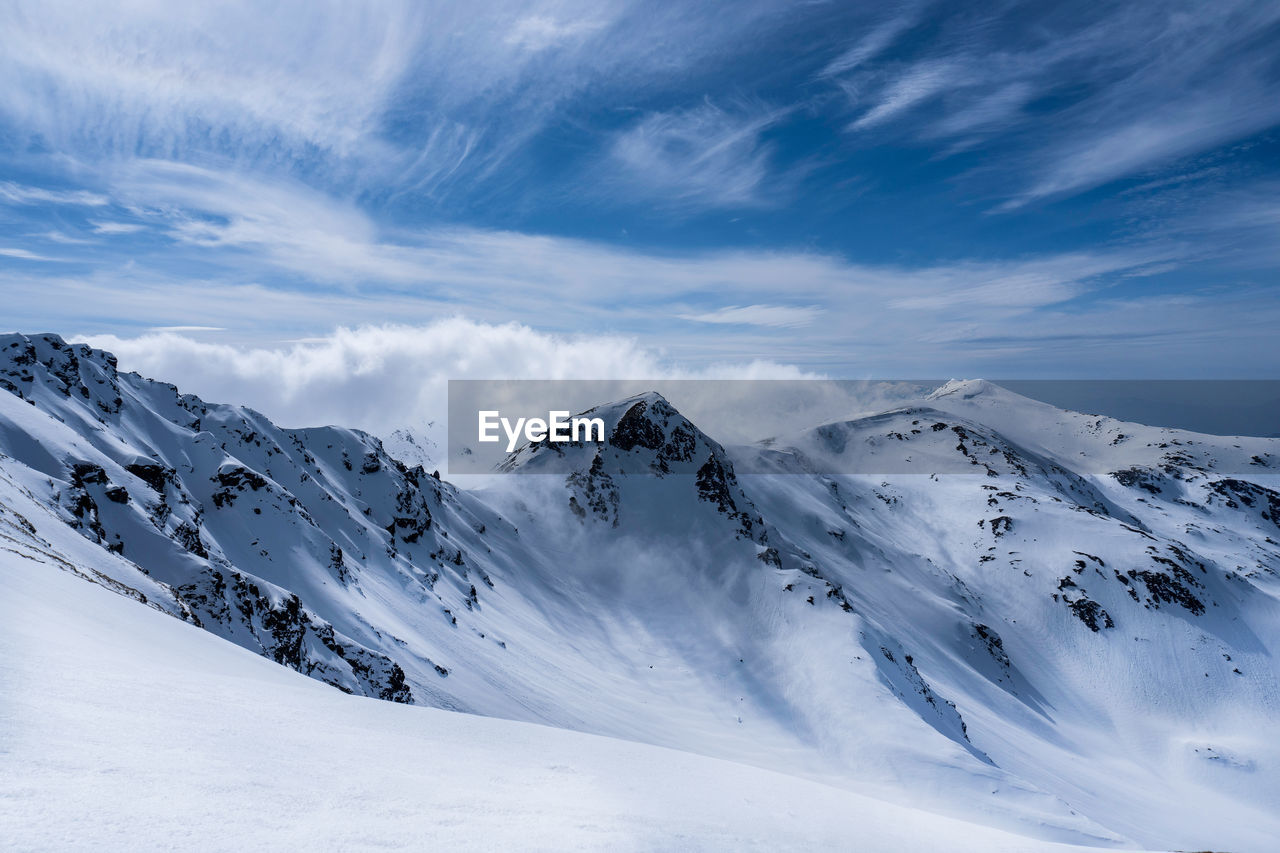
left=973, top=623, right=1012, bottom=669
left=662, top=423, right=698, bottom=464
left=1066, top=597, right=1114, bottom=632
left=696, top=455, right=764, bottom=542
left=612, top=400, right=666, bottom=452
left=567, top=455, right=620, bottom=526
left=695, top=456, right=737, bottom=515
left=211, top=466, right=269, bottom=508
left=173, top=521, right=208, bottom=558
left=61, top=461, right=108, bottom=543
left=126, top=462, right=175, bottom=493
left=1126, top=568, right=1205, bottom=615
left=71, top=461, right=108, bottom=485
left=1208, top=478, right=1280, bottom=529
left=610, top=397, right=705, bottom=474
left=391, top=479, right=434, bottom=543
left=176, top=569, right=414, bottom=703
left=0, top=335, right=122, bottom=413
left=556, top=394, right=764, bottom=537
left=1113, top=467, right=1164, bottom=494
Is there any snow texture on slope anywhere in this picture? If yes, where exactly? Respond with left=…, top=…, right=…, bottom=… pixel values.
left=3, top=334, right=1279, bottom=851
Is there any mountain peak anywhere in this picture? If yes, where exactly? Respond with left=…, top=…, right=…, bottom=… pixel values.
left=927, top=379, right=998, bottom=401
left=499, top=390, right=722, bottom=477
left=1, top=331, right=123, bottom=412
left=1, top=331, right=115, bottom=363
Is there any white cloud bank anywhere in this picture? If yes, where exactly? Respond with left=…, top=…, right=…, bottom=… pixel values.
left=85, top=320, right=815, bottom=444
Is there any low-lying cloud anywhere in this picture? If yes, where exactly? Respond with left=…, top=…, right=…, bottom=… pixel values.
left=84, top=319, right=815, bottom=445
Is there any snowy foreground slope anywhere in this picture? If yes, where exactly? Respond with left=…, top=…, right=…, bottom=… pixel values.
left=0, top=548, right=1156, bottom=852
left=2, top=333, right=1279, bottom=850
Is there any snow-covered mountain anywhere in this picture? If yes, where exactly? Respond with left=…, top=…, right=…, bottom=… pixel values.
left=3, top=333, right=1280, bottom=851
left=0, top=540, right=1158, bottom=853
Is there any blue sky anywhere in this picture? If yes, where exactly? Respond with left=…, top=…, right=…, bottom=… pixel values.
left=1, top=0, right=1279, bottom=379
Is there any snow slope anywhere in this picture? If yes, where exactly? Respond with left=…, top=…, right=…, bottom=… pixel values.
left=3, top=334, right=1279, bottom=851
left=0, top=551, right=1155, bottom=853
left=732, top=380, right=1280, bottom=847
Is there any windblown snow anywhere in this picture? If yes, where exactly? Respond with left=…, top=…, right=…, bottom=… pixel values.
left=2, top=333, right=1278, bottom=851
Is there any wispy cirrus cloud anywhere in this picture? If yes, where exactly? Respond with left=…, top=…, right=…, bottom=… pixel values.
left=827, top=0, right=1280, bottom=208
left=820, top=3, right=926, bottom=78
left=0, top=181, right=109, bottom=207
left=504, top=14, right=604, bottom=52
left=105, top=160, right=444, bottom=285
left=0, top=247, right=59, bottom=261
left=0, top=0, right=799, bottom=210
left=89, top=221, right=147, bottom=235
left=78, top=160, right=1171, bottom=313
left=678, top=305, right=822, bottom=329
left=602, top=101, right=793, bottom=210
left=6, top=221, right=1272, bottom=379
left=0, top=1, right=423, bottom=164
left=7, top=159, right=1251, bottom=377
left=926, top=82, right=1033, bottom=140
left=848, top=60, right=968, bottom=131
left=26, top=230, right=98, bottom=246
left=1007, top=80, right=1280, bottom=209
